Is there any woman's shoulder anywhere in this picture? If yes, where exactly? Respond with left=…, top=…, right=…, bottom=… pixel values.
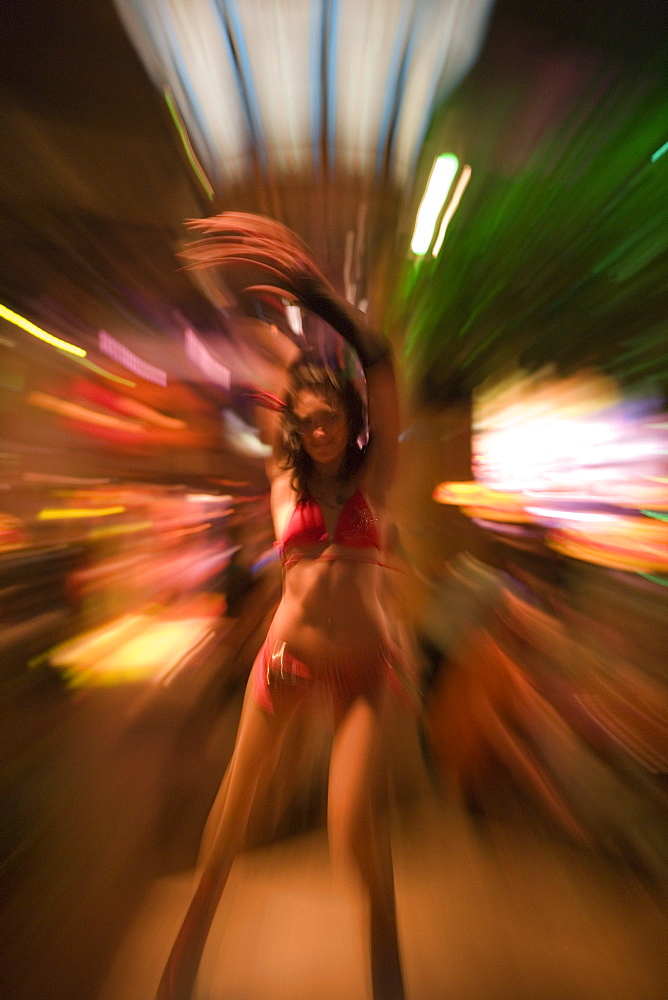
left=270, top=470, right=299, bottom=539
left=271, top=469, right=295, bottom=503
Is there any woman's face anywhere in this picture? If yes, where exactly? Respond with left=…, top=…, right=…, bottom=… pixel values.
left=292, top=387, right=349, bottom=469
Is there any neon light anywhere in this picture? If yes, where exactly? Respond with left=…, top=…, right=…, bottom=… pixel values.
left=164, top=88, right=214, bottom=199
left=0, top=303, right=86, bottom=357
left=432, top=164, right=472, bottom=256
left=410, top=154, right=459, bottom=255
left=98, top=331, right=167, bottom=386
left=185, top=328, right=231, bottom=388
left=650, top=141, right=668, bottom=163
left=38, top=507, right=126, bottom=520
left=77, top=357, right=136, bottom=387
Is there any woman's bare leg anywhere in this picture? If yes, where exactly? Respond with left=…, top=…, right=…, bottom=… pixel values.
left=328, top=695, right=405, bottom=1000
left=155, top=683, right=298, bottom=1000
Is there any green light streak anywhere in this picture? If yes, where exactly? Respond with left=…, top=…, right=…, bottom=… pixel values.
left=637, top=571, right=668, bottom=586
left=650, top=140, right=668, bottom=163
left=164, top=88, right=214, bottom=200
left=640, top=509, right=668, bottom=522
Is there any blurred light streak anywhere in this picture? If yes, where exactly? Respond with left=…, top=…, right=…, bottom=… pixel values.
left=252, top=545, right=281, bottom=573
left=549, top=522, right=668, bottom=573
left=471, top=369, right=660, bottom=496
left=638, top=572, right=668, bottom=586
left=184, top=327, right=231, bottom=389
left=435, top=369, right=668, bottom=573
left=325, top=0, right=342, bottom=169
left=410, top=153, right=459, bottom=254
left=98, top=330, right=167, bottom=386
left=114, top=0, right=492, bottom=184
left=396, top=51, right=668, bottom=395
left=524, top=509, right=618, bottom=523
left=40, top=609, right=220, bottom=687
left=395, top=0, right=495, bottom=182
left=310, top=0, right=325, bottom=169
left=186, top=493, right=232, bottom=504
left=157, top=625, right=216, bottom=685
left=433, top=480, right=524, bottom=508
left=27, top=391, right=147, bottom=433
left=0, top=302, right=86, bottom=357
left=74, top=378, right=187, bottom=429
left=75, top=356, right=137, bottom=387
left=89, top=520, right=152, bottom=540
left=650, top=139, right=668, bottom=162
left=222, top=409, right=272, bottom=458
left=432, top=164, right=472, bottom=256
left=285, top=303, right=303, bottom=335
left=38, top=507, right=126, bottom=520
left=373, top=0, right=415, bottom=176
left=219, top=0, right=270, bottom=175
left=232, top=0, right=314, bottom=174
left=117, top=398, right=185, bottom=429
left=164, top=86, right=214, bottom=197
left=23, top=473, right=111, bottom=485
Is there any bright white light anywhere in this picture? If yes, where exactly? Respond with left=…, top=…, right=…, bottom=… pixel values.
left=285, top=303, right=303, bottom=335
left=432, top=164, right=472, bottom=255
left=410, top=154, right=459, bottom=255
left=525, top=508, right=617, bottom=524
left=186, top=494, right=232, bottom=504
left=114, top=0, right=493, bottom=186
left=472, top=369, right=668, bottom=499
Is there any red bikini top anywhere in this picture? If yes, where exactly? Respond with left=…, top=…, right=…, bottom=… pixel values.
left=280, top=489, right=381, bottom=557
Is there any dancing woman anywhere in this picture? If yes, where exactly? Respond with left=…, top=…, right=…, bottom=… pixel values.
left=156, top=213, right=407, bottom=1000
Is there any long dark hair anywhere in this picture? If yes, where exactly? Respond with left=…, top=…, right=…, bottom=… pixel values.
left=281, top=353, right=367, bottom=499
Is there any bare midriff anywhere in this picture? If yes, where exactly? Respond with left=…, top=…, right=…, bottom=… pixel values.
left=270, top=543, right=391, bottom=669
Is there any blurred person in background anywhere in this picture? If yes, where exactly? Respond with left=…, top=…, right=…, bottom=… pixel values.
left=155, top=214, right=411, bottom=1000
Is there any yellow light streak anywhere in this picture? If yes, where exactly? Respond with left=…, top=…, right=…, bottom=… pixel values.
left=38, top=506, right=126, bottom=520
left=89, top=520, right=152, bottom=540
left=37, top=608, right=220, bottom=687
left=77, top=356, right=136, bottom=387
left=0, top=303, right=86, bottom=357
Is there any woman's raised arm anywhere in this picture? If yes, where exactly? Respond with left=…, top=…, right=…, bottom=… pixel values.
left=181, top=212, right=400, bottom=492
